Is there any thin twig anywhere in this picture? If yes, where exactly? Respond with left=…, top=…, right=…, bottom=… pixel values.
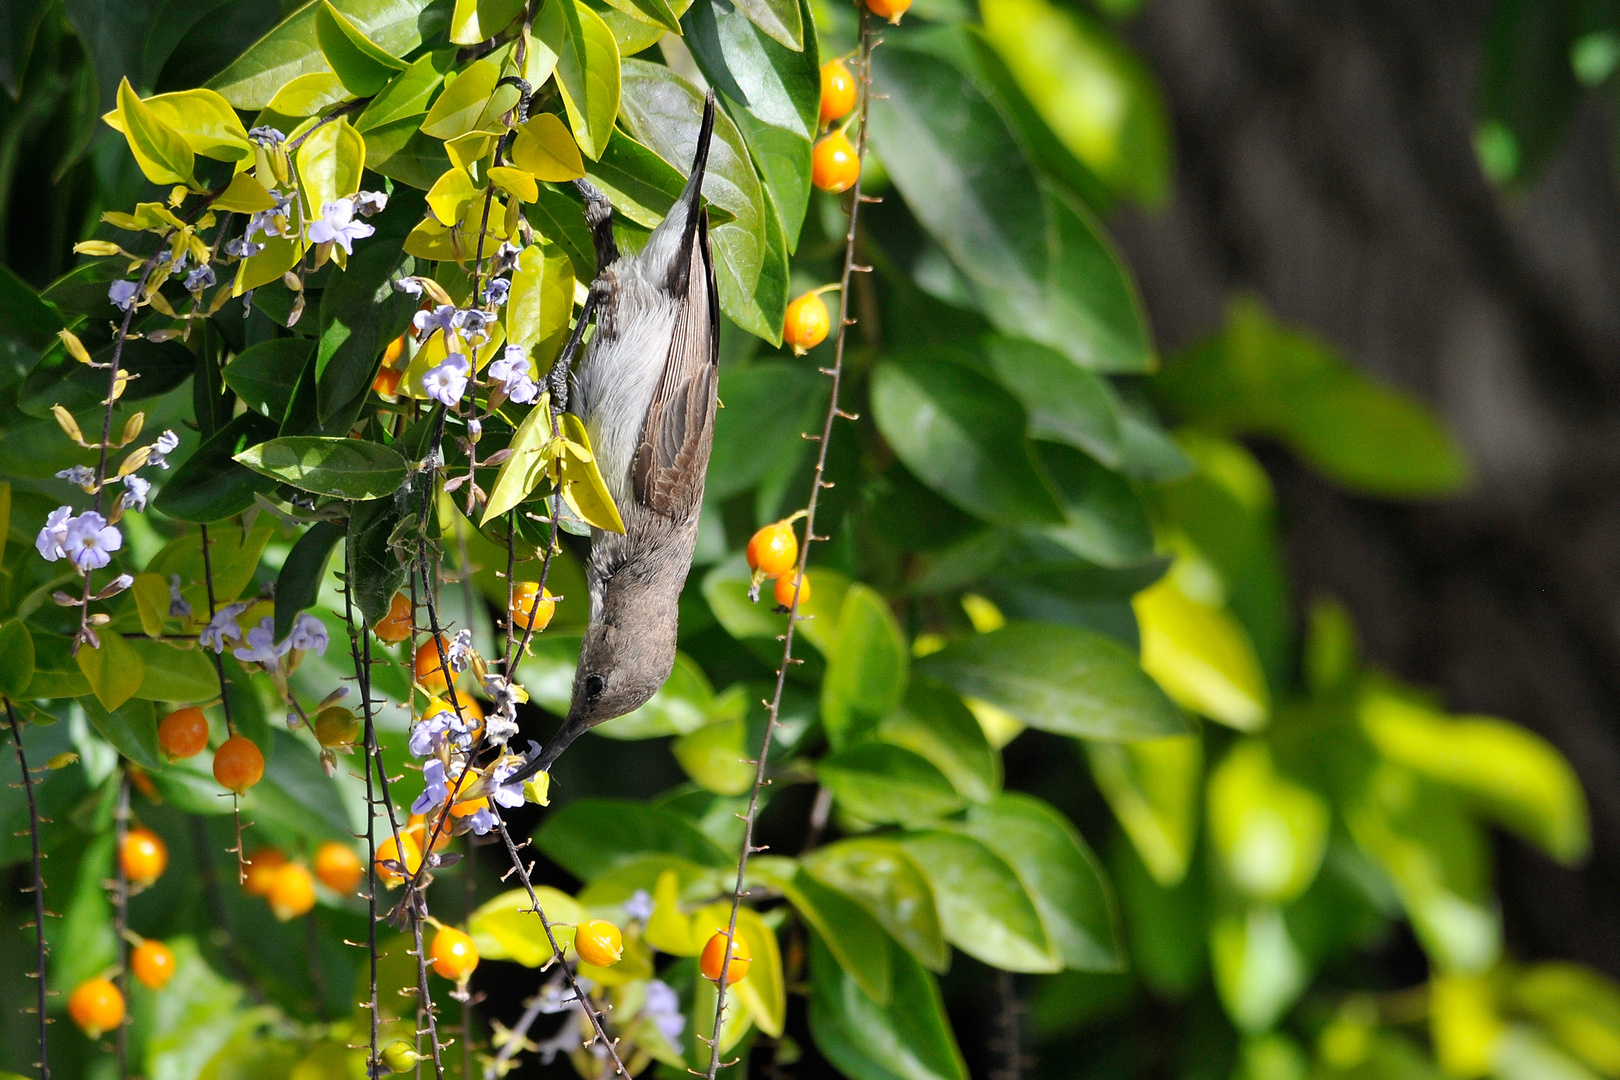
left=7, top=698, right=50, bottom=1079
left=703, top=12, right=879, bottom=1077
left=113, top=775, right=129, bottom=1080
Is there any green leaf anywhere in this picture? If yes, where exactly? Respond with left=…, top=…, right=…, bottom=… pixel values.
left=918, top=621, right=1187, bottom=740
left=1134, top=573, right=1269, bottom=731
left=470, top=886, right=586, bottom=966
left=480, top=399, right=556, bottom=525
left=76, top=631, right=146, bottom=713
left=274, top=521, right=344, bottom=639
left=876, top=681, right=1000, bottom=804
left=0, top=621, right=34, bottom=698
left=114, top=77, right=198, bottom=188
left=673, top=713, right=754, bottom=794
left=208, top=0, right=443, bottom=110
left=267, top=72, right=353, bottom=116
left=82, top=695, right=162, bottom=770
left=505, top=241, right=575, bottom=368
left=295, top=115, right=366, bottom=213
left=818, top=743, right=965, bottom=827
left=709, top=361, right=826, bottom=500
left=978, top=0, right=1170, bottom=206
left=1476, top=0, right=1580, bottom=188
left=129, top=641, right=220, bottom=703
left=224, top=339, right=312, bottom=420
left=316, top=0, right=407, bottom=96
left=808, top=932, right=967, bottom=1080
left=599, top=0, right=681, bottom=36
left=1210, top=904, right=1309, bottom=1033
left=585, top=128, right=691, bottom=228
left=868, top=44, right=1152, bottom=372
left=357, top=52, right=453, bottom=132
left=347, top=496, right=408, bottom=625
left=211, top=173, right=279, bottom=214
left=236, top=437, right=408, bottom=500
left=952, top=793, right=1123, bottom=971
left=804, top=838, right=948, bottom=973
left=535, top=798, right=733, bottom=879
left=985, top=336, right=1122, bottom=467
left=1514, top=963, right=1620, bottom=1077
left=0, top=263, right=65, bottom=351
left=1359, top=689, right=1589, bottom=866
left=769, top=866, right=893, bottom=1005
left=1035, top=441, right=1155, bottom=568
left=449, top=0, right=526, bottom=44
left=316, top=245, right=416, bottom=422
left=899, top=829, right=1058, bottom=972
left=1083, top=735, right=1202, bottom=887
left=870, top=355, right=1064, bottom=526
left=555, top=0, right=622, bottom=160
left=619, top=59, right=789, bottom=342
left=1207, top=740, right=1329, bottom=904
left=822, top=583, right=909, bottom=748
left=729, top=0, right=801, bottom=52
left=421, top=59, right=503, bottom=140
left=49, top=833, right=117, bottom=995
left=24, top=635, right=92, bottom=698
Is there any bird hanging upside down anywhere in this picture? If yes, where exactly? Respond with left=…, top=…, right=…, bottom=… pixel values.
left=507, top=93, right=720, bottom=785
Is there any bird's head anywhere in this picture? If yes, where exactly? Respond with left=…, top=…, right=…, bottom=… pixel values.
left=566, top=560, right=682, bottom=729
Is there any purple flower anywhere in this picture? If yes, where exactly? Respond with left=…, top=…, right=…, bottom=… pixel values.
left=168, top=574, right=192, bottom=618
left=623, top=889, right=654, bottom=922
left=491, top=241, right=521, bottom=276
left=447, top=628, right=473, bottom=673
left=119, top=475, right=150, bottom=513
left=489, top=751, right=533, bottom=809
left=247, top=126, right=285, bottom=146
left=185, top=264, right=216, bottom=292
left=232, top=616, right=290, bottom=665
left=354, top=190, right=388, bottom=217
left=200, top=601, right=247, bottom=653
left=408, top=711, right=453, bottom=759
left=412, top=758, right=449, bottom=815
left=289, top=612, right=328, bottom=655
left=56, top=466, right=97, bottom=488
left=466, top=806, right=499, bottom=835
left=484, top=277, right=510, bottom=306
left=245, top=192, right=293, bottom=242
left=394, top=277, right=425, bottom=297
left=146, top=430, right=180, bottom=470
left=225, top=236, right=263, bottom=259
left=63, top=511, right=122, bottom=571
left=452, top=307, right=494, bottom=343
left=643, top=979, right=685, bottom=1044
left=487, top=346, right=539, bottom=405
left=108, top=280, right=139, bottom=312
left=35, top=506, right=72, bottom=561
left=306, top=198, right=375, bottom=255
left=422, top=353, right=470, bottom=407
left=412, top=303, right=456, bottom=341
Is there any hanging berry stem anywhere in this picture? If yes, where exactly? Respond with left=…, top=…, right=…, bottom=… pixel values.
left=704, top=10, right=881, bottom=1077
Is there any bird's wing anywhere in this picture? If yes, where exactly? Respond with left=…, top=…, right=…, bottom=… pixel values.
left=632, top=212, right=718, bottom=519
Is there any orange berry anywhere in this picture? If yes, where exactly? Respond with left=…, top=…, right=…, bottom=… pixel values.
left=243, top=848, right=287, bottom=896
left=699, top=930, right=752, bottom=984
left=373, top=364, right=404, bottom=397
left=314, top=705, right=360, bottom=748
left=865, top=0, right=911, bottom=22
left=158, top=706, right=209, bottom=760
left=268, top=862, right=316, bottom=920
left=130, top=939, right=175, bottom=990
left=812, top=131, right=860, bottom=193
left=213, top=734, right=265, bottom=794
left=405, top=813, right=453, bottom=854
left=121, top=827, right=168, bottom=886
left=747, top=522, right=799, bottom=579
left=820, top=60, right=857, bottom=125
left=383, top=333, right=408, bottom=367
left=68, top=977, right=124, bottom=1037
left=376, top=831, right=423, bottom=887
left=374, top=591, right=413, bottom=644
left=314, top=841, right=363, bottom=894
left=784, top=291, right=831, bottom=353
left=430, top=925, right=479, bottom=981
left=574, top=920, right=624, bottom=967
left=414, top=635, right=452, bottom=695
left=509, top=581, right=555, bottom=633
left=774, top=572, right=811, bottom=608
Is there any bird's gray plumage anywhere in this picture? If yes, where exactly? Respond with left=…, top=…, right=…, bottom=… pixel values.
left=508, top=95, right=719, bottom=783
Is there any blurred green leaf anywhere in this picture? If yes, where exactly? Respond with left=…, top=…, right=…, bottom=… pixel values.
left=129, top=641, right=219, bottom=702
left=1210, top=904, right=1309, bottom=1034
left=470, top=886, right=585, bottom=966
left=822, top=583, right=909, bottom=748
left=1035, top=441, right=1155, bottom=568
left=673, top=711, right=753, bottom=794
left=49, top=831, right=116, bottom=995
left=0, top=620, right=34, bottom=698
left=1135, top=572, right=1269, bottom=731
left=1208, top=739, right=1329, bottom=904
left=1514, top=963, right=1620, bottom=1076
left=1084, top=735, right=1202, bottom=887
left=708, top=361, right=827, bottom=501
left=77, top=630, right=146, bottom=713
left=599, top=652, right=716, bottom=739
left=808, top=931, right=968, bottom=1080
left=804, top=837, right=949, bottom=974
left=536, top=797, right=733, bottom=878
left=876, top=681, right=1000, bottom=804
left=901, top=829, right=1059, bottom=972
left=1477, top=0, right=1581, bottom=188
left=818, top=743, right=964, bottom=827
left=918, top=621, right=1188, bottom=740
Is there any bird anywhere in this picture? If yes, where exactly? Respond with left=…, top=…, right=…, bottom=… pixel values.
left=505, top=93, right=719, bottom=785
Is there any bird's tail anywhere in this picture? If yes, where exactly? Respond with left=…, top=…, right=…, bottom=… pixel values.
left=655, top=91, right=716, bottom=296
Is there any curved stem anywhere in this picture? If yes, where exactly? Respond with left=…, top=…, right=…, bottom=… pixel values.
left=6, top=698, right=50, bottom=1079
left=703, top=11, right=880, bottom=1078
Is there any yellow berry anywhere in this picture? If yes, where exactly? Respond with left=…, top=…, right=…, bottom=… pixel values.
left=774, top=572, right=811, bottom=608
left=268, top=863, right=316, bottom=920
left=820, top=60, right=857, bottom=125
left=120, top=826, right=167, bottom=887
left=747, top=522, right=798, bottom=579
left=812, top=131, right=860, bottom=193
left=243, top=848, right=287, bottom=896
left=213, top=734, right=264, bottom=794
left=376, top=832, right=423, bottom=887
left=131, top=939, right=175, bottom=990
left=68, top=977, right=124, bottom=1037
left=430, top=925, right=479, bottom=981
left=314, top=841, right=363, bottom=894
left=381, top=1040, right=419, bottom=1073
left=509, top=581, right=556, bottom=633
left=865, top=0, right=911, bottom=22
left=699, top=930, right=752, bottom=984
left=414, top=635, right=452, bottom=695
left=374, top=591, right=413, bottom=644
left=784, top=292, right=831, bottom=353
left=314, top=706, right=359, bottom=748
left=574, top=919, right=624, bottom=967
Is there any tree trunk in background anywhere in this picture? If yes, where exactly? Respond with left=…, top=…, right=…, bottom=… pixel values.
left=1114, top=0, right=1620, bottom=976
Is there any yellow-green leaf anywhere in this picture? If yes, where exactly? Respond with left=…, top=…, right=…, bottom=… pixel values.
left=480, top=394, right=558, bottom=524
left=507, top=240, right=575, bottom=368
left=107, top=88, right=252, bottom=162
left=558, top=411, right=625, bottom=533
left=469, top=887, right=582, bottom=965
left=76, top=631, right=146, bottom=712
left=233, top=236, right=300, bottom=296
left=316, top=0, right=407, bottom=96
left=266, top=72, right=353, bottom=117
left=449, top=0, right=527, bottom=44
left=555, top=0, right=621, bottom=160
left=1084, top=735, right=1202, bottom=887
left=211, top=172, right=278, bottom=213
left=132, top=573, right=171, bottom=638
left=511, top=111, right=586, bottom=180
left=0, top=481, right=9, bottom=565
left=1134, top=573, right=1269, bottom=731
left=1208, top=740, right=1329, bottom=904
left=673, top=715, right=754, bottom=795
left=114, top=78, right=198, bottom=188
left=421, top=59, right=502, bottom=140
left=425, top=166, right=481, bottom=225
left=1360, top=689, right=1589, bottom=865
left=296, top=116, right=366, bottom=212
left=487, top=165, right=539, bottom=202
left=645, top=868, right=702, bottom=955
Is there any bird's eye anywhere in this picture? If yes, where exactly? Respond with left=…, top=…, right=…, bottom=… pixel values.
left=584, top=674, right=607, bottom=699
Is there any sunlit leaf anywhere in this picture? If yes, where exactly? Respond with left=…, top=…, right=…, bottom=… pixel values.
left=470, top=887, right=584, bottom=965
left=804, top=837, right=948, bottom=973
left=1084, top=735, right=1202, bottom=887
left=900, top=829, right=1059, bottom=972
left=1208, top=740, right=1329, bottom=903
left=555, top=0, right=622, bottom=160
left=113, top=78, right=197, bottom=188
left=822, top=583, right=909, bottom=748
left=450, top=0, right=527, bottom=44
left=1135, top=572, right=1269, bottom=731
left=75, top=630, right=146, bottom=713
left=235, top=436, right=408, bottom=499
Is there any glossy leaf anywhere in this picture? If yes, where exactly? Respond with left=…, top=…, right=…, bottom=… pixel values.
left=804, top=837, right=949, bottom=973
left=1134, top=572, right=1269, bottom=731
left=470, top=886, right=585, bottom=966
left=421, top=59, right=502, bottom=140
left=876, top=681, right=1001, bottom=804
left=114, top=78, right=197, bottom=188
left=535, top=798, right=733, bottom=879
left=208, top=0, right=442, bottom=109
left=822, top=583, right=909, bottom=748
left=900, top=829, right=1059, bottom=972
left=160, top=413, right=288, bottom=526
left=295, top=116, right=366, bottom=213
left=316, top=245, right=416, bottom=421
left=77, top=665, right=153, bottom=753
left=870, top=355, right=1064, bottom=526
left=586, top=128, right=690, bottom=228
left=1084, top=735, right=1202, bottom=886
left=449, top=0, right=526, bottom=44
left=985, top=336, right=1122, bottom=467
left=730, top=0, right=801, bottom=52
left=224, top=339, right=311, bottom=420
left=357, top=52, right=452, bottom=132
left=1208, top=740, right=1329, bottom=903
left=808, top=932, right=968, bottom=1080
left=512, top=112, right=588, bottom=181
left=817, top=743, right=965, bottom=827
left=768, top=866, right=893, bottom=1005
left=918, top=622, right=1188, bottom=740
left=236, top=437, right=408, bottom=499
left=127, top=88, right=252, bottom=162
left=211, top=173, right=278, bottom=214
left=555, top=0, right=621, bottom=160
left=274, top=521, right=343, bottom=639
left=481, top=398, right=556, bottom=524
left=1035, top=441, right=1156, bottom=568
left=505, top=241, right=575, bottom=371
left=266, top=72, right=352, bottom=116
left=315, top=0, right=406, bottom=97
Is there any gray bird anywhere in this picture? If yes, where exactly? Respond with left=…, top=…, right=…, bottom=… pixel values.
left=507, top=94, right=719, bottom=783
